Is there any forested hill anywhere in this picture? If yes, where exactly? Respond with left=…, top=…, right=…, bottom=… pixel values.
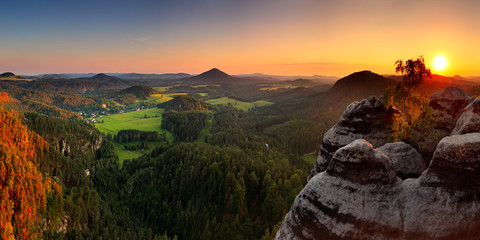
left=0, top=108, right=62, bottom=239
left=158, top=95, right=215, bottom=111
left=119, top=85, right=157, bottom=99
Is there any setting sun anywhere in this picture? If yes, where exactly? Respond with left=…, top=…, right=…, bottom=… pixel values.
left=433, top=56, right=447, bottom=71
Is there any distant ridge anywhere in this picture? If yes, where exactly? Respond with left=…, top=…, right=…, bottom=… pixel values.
left=117, top=73, right=191, bottom=80
left=178, top=68, right=250, bottom=85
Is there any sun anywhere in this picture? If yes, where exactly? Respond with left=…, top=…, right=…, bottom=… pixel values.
left=433, top=56, right=447, bottom=71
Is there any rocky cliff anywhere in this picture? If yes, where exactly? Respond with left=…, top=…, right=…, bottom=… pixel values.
left=277, top=87, right=480, bottom=239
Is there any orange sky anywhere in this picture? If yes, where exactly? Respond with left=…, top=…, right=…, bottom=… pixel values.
left=1, top=0, right=479, bottom=77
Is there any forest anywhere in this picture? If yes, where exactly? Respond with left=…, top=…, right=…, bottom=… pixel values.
left=0, top=68, right=404, bottom=239
left=0, top=83, right=335, bottom=239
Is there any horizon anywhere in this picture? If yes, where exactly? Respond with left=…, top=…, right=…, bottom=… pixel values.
left=2, top=0, right=480, bottom=76
left=7, top=68, right=480, bottom=80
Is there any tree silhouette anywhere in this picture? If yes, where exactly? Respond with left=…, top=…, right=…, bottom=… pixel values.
left=395, top=56, right=432, bottom=89
left=384, top=56, right=432, bottom=140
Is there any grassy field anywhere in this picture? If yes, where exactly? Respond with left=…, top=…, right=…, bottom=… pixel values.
left=301, top=153, right=317, bottom=165
left=149, top=94, right=173, bottom=103
left=93, top=108, right=174, bottom=164
left=148, top=92, right=188, bottom=104
left=95, top=108, right=170, bottom=136
left=206, top=97, right=273, bottom=111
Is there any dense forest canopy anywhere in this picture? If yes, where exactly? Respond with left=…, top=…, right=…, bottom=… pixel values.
left=1, top=67, right=460, bottom=239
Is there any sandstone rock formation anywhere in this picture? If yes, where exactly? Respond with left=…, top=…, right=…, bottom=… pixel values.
left=309, top=96, right=400, bottom=180
left=429, top=86, right=473, bottom=132
left=278, top=87, right=480, bottom=240
left=410, top=87, right=474, bottom=160
left=277, top=134, right=480, bottom=240
left=451, top=97, right=480, bottom=135
left=377, top=142, right=425, bottom=179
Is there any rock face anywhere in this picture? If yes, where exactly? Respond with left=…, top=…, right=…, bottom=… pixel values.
left=377, top=142, right=425, bottom=179
left=277, top=134, right=480, bottom=240
left=451, top=97, right=480, bottom=135
left=59, top=139, right=71, bottom=156
left=429, top=87, right=473, bottom=132
left=309, top=96, right=400, bottom=180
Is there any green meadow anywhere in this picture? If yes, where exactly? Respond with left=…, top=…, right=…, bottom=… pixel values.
left=301, top=153, right=317, bottom=165
left=93, top=108, right=174, bottom=164
left=206, top=97, right=273, bottom=111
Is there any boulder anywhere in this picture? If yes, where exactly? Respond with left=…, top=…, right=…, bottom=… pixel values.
left=420, top=133, right=480, bottom=194
left=377, top=142, right=425, bottom=179
left=451, top=97, right=480, bottom=135
left=309, top=96, right=400, bottom=180
left=429, top=87, right=473, bottom=132
left=277, top=134, right=480, bottom=240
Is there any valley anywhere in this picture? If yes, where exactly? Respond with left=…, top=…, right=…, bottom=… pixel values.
left=1, top=67, right=480, bottom=239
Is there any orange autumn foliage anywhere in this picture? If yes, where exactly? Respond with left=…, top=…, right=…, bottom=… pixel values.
left=0, top=93, right=19, bottom=105
left=0, top=107, right=61, bottom=240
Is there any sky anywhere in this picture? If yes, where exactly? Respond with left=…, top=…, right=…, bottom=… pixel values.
left=1, top=0, right=480, bottom=77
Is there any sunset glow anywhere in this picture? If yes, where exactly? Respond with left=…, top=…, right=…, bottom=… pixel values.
left=1, top=0, right=480, bottom=76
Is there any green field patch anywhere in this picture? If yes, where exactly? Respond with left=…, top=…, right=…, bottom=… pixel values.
left=153, top=86, right=171, bottom=92
left=149, top=92, right=188, bottom=104
left=113, top=141, right=167, bottom=165
left=301, top=153, right=317, bottom=165
left=93, top=108, right=174, bottom=163
left=206, top=97, right=273, bottom=111
left=197, top=93, right=208, bottom=97
left=149, top=94, right=173, bottom=103
left=94, top=108, right=168, bottom=135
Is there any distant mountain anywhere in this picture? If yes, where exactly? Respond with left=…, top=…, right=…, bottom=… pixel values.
left=178, top=68, right=250, bottom=85
left=38, top=73, right=131, bottom=91
left=35, top=73, right=97, bottom=79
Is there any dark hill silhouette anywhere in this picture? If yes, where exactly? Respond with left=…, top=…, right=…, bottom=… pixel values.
left=196, top=68, right=231, bottom=80
left=39, top=73, right=132, bottom=91
left=327, top=70, right=397, bottom=102
left=0, top=72, right=16, bottom=78
left=178, top=68, right=252, bottom=86
left=90, top=73, right=122, bottom=81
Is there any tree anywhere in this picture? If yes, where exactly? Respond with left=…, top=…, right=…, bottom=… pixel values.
left=384, top=56, right=432, bottom=140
